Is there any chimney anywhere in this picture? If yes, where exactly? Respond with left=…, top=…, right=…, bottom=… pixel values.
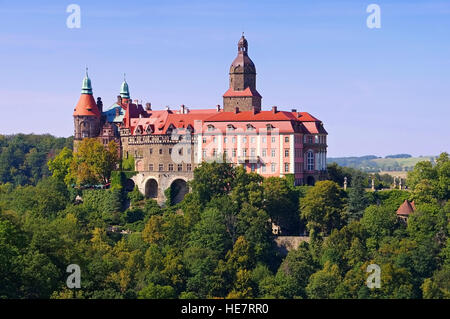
left=234, top=107, right=239, bottom=114
left=165, top=105, right=170, bottom=111
left=134, top=99, right=139, bottom=105
left=272, top=106, right=278, bottom=114
left=291, top=108, right=297, bottom=113
left=145, top=102, right=152, bottom=111
left=97, top=97, right=103, bottom=113
left=216, top=104, right=221, bottom=112
left=180, top=104, right=186, bottom=114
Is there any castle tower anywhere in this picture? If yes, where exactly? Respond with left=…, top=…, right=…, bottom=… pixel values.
left=223, top=34, right=262, bottom=112
left=73, top=69, right=101, bottom=151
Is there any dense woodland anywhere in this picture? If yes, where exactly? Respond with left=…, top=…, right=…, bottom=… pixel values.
left=0, top=134, right=449, bottom=299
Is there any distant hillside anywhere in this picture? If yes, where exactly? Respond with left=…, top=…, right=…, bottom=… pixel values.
left=327, top=154, right=437, bottom=172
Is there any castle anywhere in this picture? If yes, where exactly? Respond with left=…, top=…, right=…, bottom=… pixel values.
left=73, top=35, right=328, bottom=204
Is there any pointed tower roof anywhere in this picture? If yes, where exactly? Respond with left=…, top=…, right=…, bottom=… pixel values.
left=73, top=68, right=100, bottom=117
left=396, top=200, right=416, bottom=216
left=120, top=74, right=130, bottom=99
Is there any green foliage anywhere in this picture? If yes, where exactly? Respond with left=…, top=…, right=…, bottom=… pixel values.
left=0, top=142, right=448, bottom=300
left=68, top=138, right=120, bottom=186
left=347, top=171, right=369, bottom=221
left=300, top=180, right=347, bottom=236
left=0, top=134, right=73, bottom=186
left=121, top=155, right=135, bottom=171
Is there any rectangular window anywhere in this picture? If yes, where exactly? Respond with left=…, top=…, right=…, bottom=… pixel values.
left=271, top=163, right=276, bottom=172
left=178, top=164, right=183, bottom=171
left=159, top=164, right=164, bottom=171
left=169, top=148, right=172, bottom=154
left=202, top=150, right=207, bottom=158
left=262, top=164, right=266, bottom=173
left=251, top=137, right=256, bottom=144
left=285, top=163, right=289, bottom=172
left=149, top=148, right=153, bottom=154
left=262, top=149, right=267, bottom=157
left=224, top=149, right=228, bottom=157
left=243, top=149, right=247, bottom=156
left=285, top=136, right=289, bottom=143
left=224, top=137, right=228, bottom=143
left=159, top=149, right=163, bottom=155
left=271, top=137, right=276, bottom=143
left=285, top=149, right=289, bottom=157
left=186, top=164, right=192, bottom=171
left=202, top=137, right=207, bottom=143
left=149, top=164, right=153, bottom=171
left=251, top=148, right=256, bottom=156
left=232, top=136, right=236, bottom=143
left=168, top=164, right=174, bottom=171
left=262, top=137, right=266, bottom=143
left=232, top=149, right=237, bottom=157
left=212, top=149, right=217, bottom=157
left=271, top=149, right=276, bottom=157
left=243, top=137, right=247, bottom=143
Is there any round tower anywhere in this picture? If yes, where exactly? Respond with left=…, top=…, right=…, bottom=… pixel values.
left=73, top=68, right=101, bottom=151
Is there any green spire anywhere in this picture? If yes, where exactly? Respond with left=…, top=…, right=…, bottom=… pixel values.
left=120, top=73, right=130, bottom=99
left=81, top=67, right=93, bottom=94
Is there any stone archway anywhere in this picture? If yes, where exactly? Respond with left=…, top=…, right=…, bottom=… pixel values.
left=145, top=178, right=158, bottom=198
left=306, top=176, right=315, bottom=186
left=170, top=179, right=188, bottom=204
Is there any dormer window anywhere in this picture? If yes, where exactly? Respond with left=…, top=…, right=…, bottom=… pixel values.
left=207, top=124, right=215, bottom=132
left=166, top=124, right=176, bottom=135
left=186, top=124, right=194, bottom=133
left=266, top=124, right=274, bottom=131
left=246, top=124, right=255, bottom=131
left=146, top=125, right=153, bottom=134
left=227, top=124, right=235, bottom=131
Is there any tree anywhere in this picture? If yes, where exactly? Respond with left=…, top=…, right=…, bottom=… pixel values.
left=275, top=242, right=318, bottom=298
left=189, top=161, right=235, bottom=204
left=189, top=207, right=232, bottom=258
left=306, top=262, right=341, bottom=299
left=138, top=282, right=176, bottom=299
left=47, top=147, right=73, bottom=184
left=263, top=177, right=300, bottom=234
left=68, top=138, right=119, bottom=185
left=347, top=171, right=368, bottom=221
left=300, top=181, right=347, bottom=236
left=360, top=205, right=397, bottom=244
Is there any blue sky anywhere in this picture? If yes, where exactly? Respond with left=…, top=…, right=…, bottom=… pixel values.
left=0, top=0, right=449, bottom=157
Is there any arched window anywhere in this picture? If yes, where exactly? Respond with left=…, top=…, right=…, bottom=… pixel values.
left=307, top=150, right=314, bottom=171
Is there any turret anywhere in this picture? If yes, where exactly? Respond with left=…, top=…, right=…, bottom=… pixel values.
left=73, top=68, right=101, bottom=151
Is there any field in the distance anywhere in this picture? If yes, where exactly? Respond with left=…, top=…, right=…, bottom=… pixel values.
left=327, top=154, right=436, bottom=172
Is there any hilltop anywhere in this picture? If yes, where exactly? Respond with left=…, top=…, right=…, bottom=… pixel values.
left=327, top=154, right=437, bottom=173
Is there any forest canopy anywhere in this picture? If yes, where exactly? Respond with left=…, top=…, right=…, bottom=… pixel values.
left=0, top=136, right=448, bottom=299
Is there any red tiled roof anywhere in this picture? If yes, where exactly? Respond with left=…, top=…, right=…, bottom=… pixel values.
left=204, top=110, right=319, bottom=122
left=125, top=107, right=324, bottom=136
left=396, top=200, right=416, bottom=216
left=223, top=87, right=262, bottom=98
left=73, top=94, right=100, bottom=117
